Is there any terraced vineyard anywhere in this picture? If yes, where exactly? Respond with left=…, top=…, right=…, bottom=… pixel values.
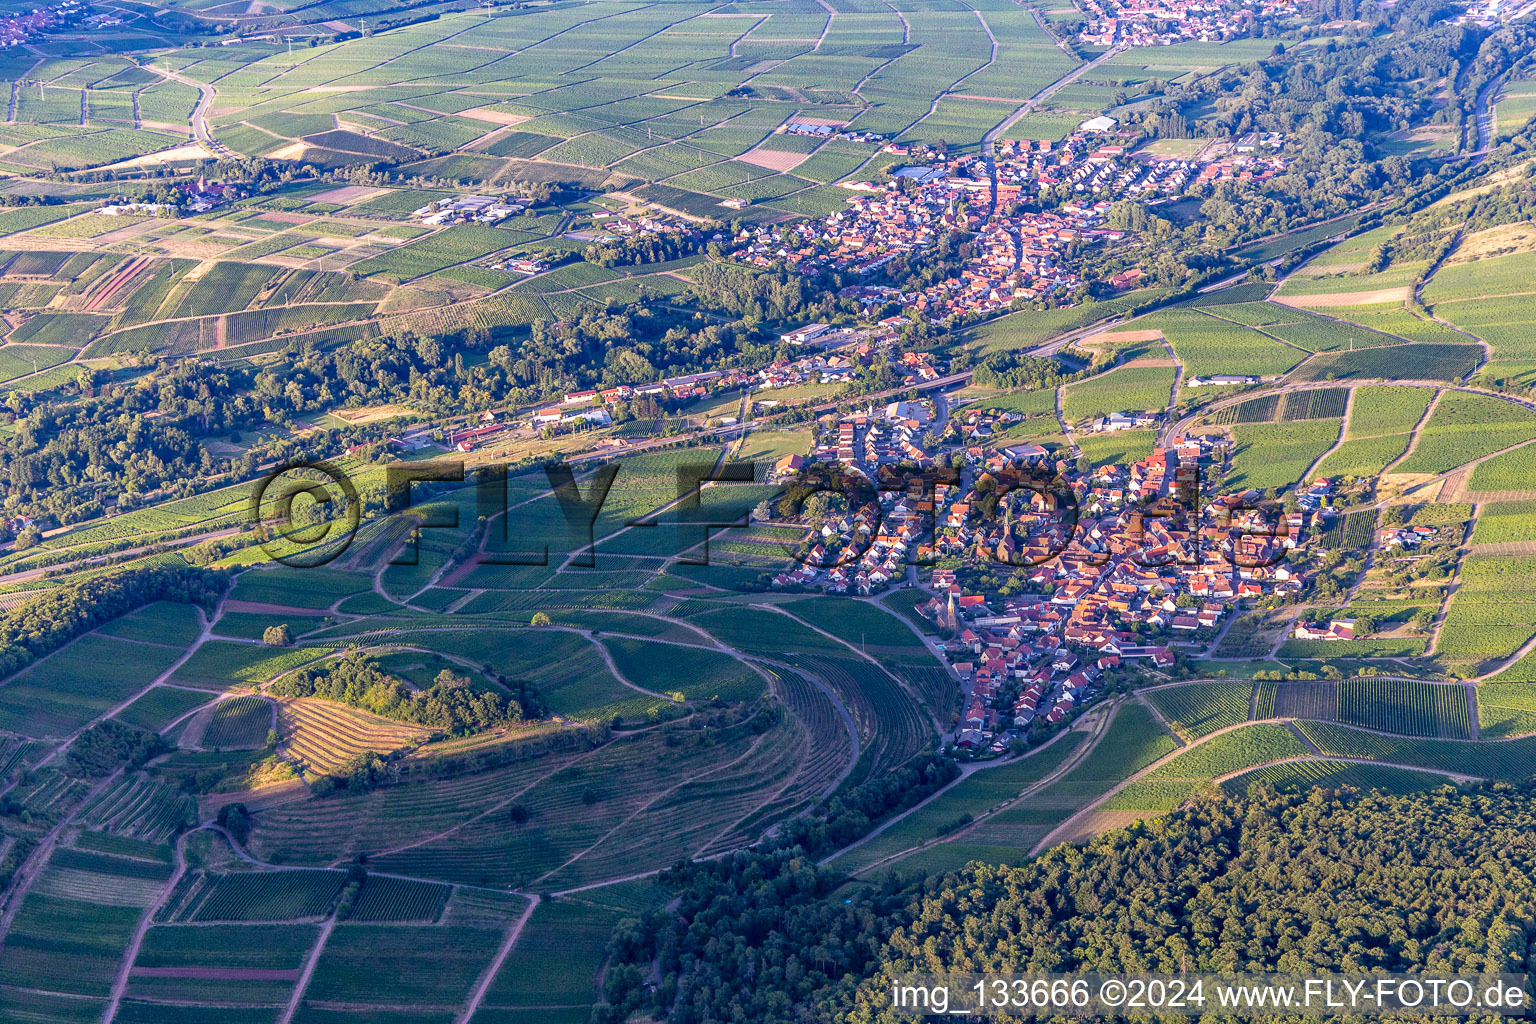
left=277, top=698, right=429, bottom=775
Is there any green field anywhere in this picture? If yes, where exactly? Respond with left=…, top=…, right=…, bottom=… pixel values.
left=1394, top=393, right=1536, bottom=476
left=1061, top=364, right=1176, bottom=422
left=1143, top=682, right=1255, bottom=740
left=1226, top=419, right=1341, bottom=491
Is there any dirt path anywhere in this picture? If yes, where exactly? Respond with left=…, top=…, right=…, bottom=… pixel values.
left=585, top=632, right=678, bottom=702
left=278, top=913, right=336, bottom=1024
left=1298, top=385, right=1354, bottom=483
left=102, top=830, right=193, bottom=1022
left=1414, top=231, right=1493, bottom=369
left=1161, top=336, right=1183, bottom=416
left=1053, top=385, right=1077, bottom=454
left=144, top=64, right=226, bottom=156
left=455, top=895, right=539, bottom=1024
left=1383, top=388, right=1443, bottom=473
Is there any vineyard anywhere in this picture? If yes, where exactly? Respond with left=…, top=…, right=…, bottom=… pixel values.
left=1318, top=509, right=1378, bottom=550
left=202, top=696, right=275, bottom=749
left=1271, top=681, right=1337, bottom=719
left=832, top=732, right=1089, bottom=875
left=75, top=773, right=197, bottom=843
left=1475, top=683, right=1536, bottom=738
left=1219, top=758, right=1454, bottom=795
left=278, top=698, right=430, bottom=775
left=163, top=870, right=347, bottom=923
left=1279, top=387, right=1349, bottom=421
left=1336, top=679, right=1472, bottom=737
left=1144, top=682, right=1253, bottom=740
left=1394, top=392, right=1536, bottom=476
left=1225, top=419, right=1341, bottom=492
left=1146, top=723, right=1311, bottom=780
left=1469, top=500, right=1536, bottom=546
left=1296, top=721, right=1536, bottom=779
left=1434, top=555, right=1536, bottom=666
left=114, top=686, right=214, bottom=733
left=346, top=876, right=452, bottom=923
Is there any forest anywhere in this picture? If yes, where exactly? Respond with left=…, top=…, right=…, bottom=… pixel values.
left=602, top=782, right=1536, bottom=1023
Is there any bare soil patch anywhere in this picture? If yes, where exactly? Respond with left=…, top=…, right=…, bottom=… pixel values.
left=1278, top=287, right=1414, bottom=307
left=460, top=107, right=532, bottom=125
left=309, top=184, right=387, bottom=204
left=739, top=147, right=809, bottom=172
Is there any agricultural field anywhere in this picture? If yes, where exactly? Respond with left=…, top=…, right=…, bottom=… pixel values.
left=0, top=633, right=184, bottom=737
left=1219, top=758, right=1454, bottom=796
left=1423, top=251, right=1536, bottom=371
left=903, top=701, right=1177, bottom=872
left=1225, top=419, right=1341, bottom=492
left=1470, top=500, right=1536, bottom=546
left=1109, top=309, right=1305, bottom=378
left=6, top=0, right=1536, bottom=1012
left=1392, top=392, right=1536, bottom=477
left=1468, top=444, right=1536, bottom=494
left=1435, top=555, right=1536, bottom=668
left=1061, top=363, right=1176, bottom=422
left=829, top=731, right=1090, bottom=875
left=1335, top=679, right=1472, bottom=738
left=1143, top=682, right=1255, bottom=740
left=1287, top=342, right=1480, bottom=382
left=203, top=695, right=276, bottom=748
left=1297, top=721, right=1536, bottom=780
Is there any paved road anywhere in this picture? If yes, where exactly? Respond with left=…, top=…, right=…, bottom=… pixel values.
left=146, top=64, right=228, bottom=156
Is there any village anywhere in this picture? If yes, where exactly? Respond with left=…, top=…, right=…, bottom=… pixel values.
left=730, top=167, right=1099, bottom=320
left=0, top=0, right=85, bottom=46
left=760, top=415, right=1366, bottom=755
left=1076, top=0, right=1310, bottom=47
left=729, top=125, right=1289, bottom=323
left=994, top=122, right=1288, bottom=205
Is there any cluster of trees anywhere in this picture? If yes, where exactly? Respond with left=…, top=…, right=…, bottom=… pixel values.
left=970, top=353, right=1078, bottom=391
left=311, top=750, right=392, bottom=796
left=0, top=565, right=225, bottom=680
left=1120, top=0, right=1534, bottom=249
left=605, top=781, right=1536, bottom=1023
left=63, top=720, right=165, bottom=778
left=583, top=228, right=710, bottom=268
left=2, top=349, right=401, bottom=525
left=271, top=654, right=522, bottom=734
